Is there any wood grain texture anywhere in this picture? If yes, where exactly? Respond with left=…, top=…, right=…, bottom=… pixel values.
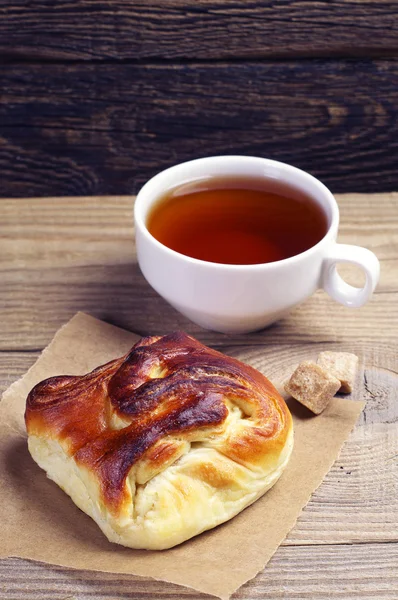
left=1, top=0, right=398, bottom=61
left=1, top=191, right=397, bottom=599
left=1, top=60, right=398, bottom=197
left=0, top=542, right=397, bottom=599
left=3, top=266, right=398, bottom=349
left=1, top=194, right=397, bottom=350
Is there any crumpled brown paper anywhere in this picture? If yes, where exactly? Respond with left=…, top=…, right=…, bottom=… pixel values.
left=0, top=313, right=364, bottom=599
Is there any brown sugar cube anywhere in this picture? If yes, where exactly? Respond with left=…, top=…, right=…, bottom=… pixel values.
left=284, top=361, right=341, bottom=415
left=317, top=351, right=359, bottom=394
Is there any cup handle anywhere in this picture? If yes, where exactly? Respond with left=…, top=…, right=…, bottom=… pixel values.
left=322, top=243, right=380, bottom=307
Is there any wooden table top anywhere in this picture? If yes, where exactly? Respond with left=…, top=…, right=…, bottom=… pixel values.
left=1, top=193, right=397, bottom=599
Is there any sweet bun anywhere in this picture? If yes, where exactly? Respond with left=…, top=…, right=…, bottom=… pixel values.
left=25, top=332, right=293, bottom=550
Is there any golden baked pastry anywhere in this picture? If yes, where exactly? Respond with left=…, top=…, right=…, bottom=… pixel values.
left=25, top=332, right=293, bottom=550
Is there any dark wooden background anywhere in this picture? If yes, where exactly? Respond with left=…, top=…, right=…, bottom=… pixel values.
left=1, top=1, right=398, bottom=198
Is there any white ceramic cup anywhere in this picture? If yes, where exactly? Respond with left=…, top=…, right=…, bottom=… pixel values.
left=134, top=156, right=380, bottom=334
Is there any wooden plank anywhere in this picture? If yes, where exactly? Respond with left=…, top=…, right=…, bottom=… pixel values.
left=0, top=352, right=39, bottom=397
left=1, top=60, right=398, bottom=197
left=2, top=194, right=397, bottom=271
left=2, top=266, right=398, bottom=349
left=0, top=543, right=397, bottom=599
left=1, top=193, right=396, bottom=350
left=1, top=341, right=397, bottom=547
left=1, top=1, right=398, bottom=61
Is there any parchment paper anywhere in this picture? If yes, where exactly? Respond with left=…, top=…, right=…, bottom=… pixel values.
left=0, top=313, right=365, bottom=599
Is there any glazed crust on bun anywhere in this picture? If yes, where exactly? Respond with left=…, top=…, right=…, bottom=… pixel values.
left=25, top=332, right=293, bottom=550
